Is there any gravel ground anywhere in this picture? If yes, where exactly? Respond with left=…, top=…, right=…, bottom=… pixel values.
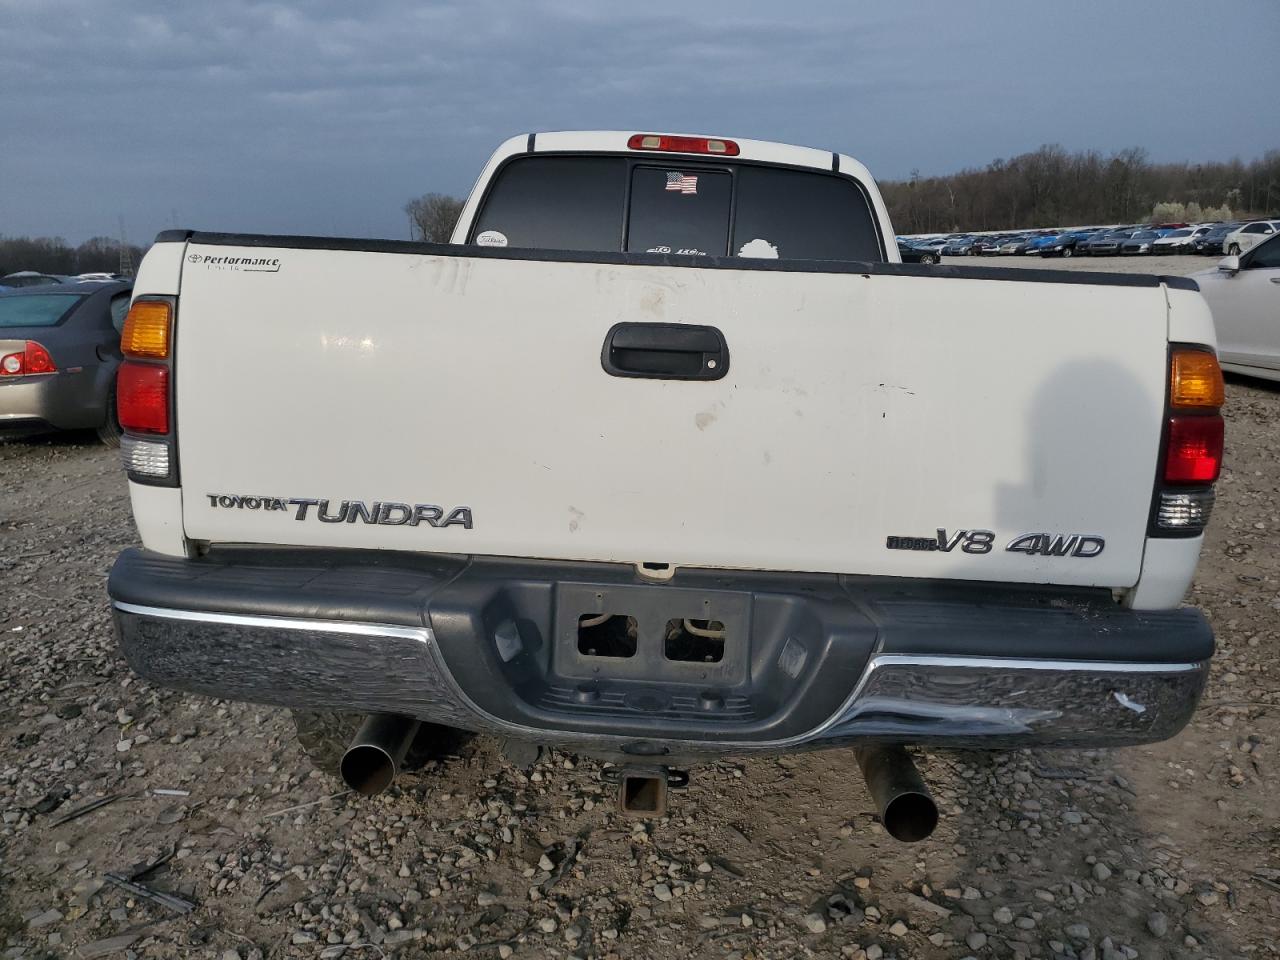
left=2, top=255, right=1277, bottom=960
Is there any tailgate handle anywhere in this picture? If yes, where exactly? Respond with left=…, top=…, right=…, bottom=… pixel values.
left=601, top=322, right=729, bottom=381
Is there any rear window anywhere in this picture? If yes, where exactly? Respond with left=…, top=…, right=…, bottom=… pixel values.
left=730, top=166, right=881, bottom=261
left=626, top=167, right=732, bottom=256
left=471, top=156, right=626, bottom=251
left=0, top=293, right=84, bottom=328
left=472, top=155, right=883, bottom=262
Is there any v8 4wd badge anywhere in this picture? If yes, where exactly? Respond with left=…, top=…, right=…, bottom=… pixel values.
left=886, top=529, right=1104, bottom=558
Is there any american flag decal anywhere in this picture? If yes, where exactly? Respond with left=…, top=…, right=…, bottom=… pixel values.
left=665, top=171, right=698, bottom=195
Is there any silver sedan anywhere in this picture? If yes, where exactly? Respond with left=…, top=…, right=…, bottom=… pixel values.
left=0, top=281, right=132, bottom=444
left=1195, top=234, right=1280, bottom=382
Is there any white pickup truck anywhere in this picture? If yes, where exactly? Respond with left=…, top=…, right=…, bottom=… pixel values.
left=108, top=131, right=1222, bottom=838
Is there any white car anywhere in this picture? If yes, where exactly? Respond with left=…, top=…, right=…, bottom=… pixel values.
left=1152, top=226, right=1209, bottom=254
left=912, top=237, right=950, bottom=254
left=1222, top=220, right=1280, bottom=256
left=1195, top=233, right=1280, bottom=381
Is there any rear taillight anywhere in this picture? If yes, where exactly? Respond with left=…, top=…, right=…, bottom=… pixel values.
left=118, top=296, right=178, bottom=485
left=1163, top=415, right=1223, bottom=484
left=0, top=341, right=57, bottom=376
left=1152, top=347, right=1224, bottom=536
left=117, top=362, right=169, bottom=434
left=627, top=133, right=740, bottom=156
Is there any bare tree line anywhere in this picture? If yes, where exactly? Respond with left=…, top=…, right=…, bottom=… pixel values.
left=0, top=236, right=146, bottom=278
left=9, top=148, right=1274, bottom=278
left=1, top=194, right=466, bottom=278
left=880, top=145, right=1280, bottom=234
left=404, top=193, right=465, bottom=243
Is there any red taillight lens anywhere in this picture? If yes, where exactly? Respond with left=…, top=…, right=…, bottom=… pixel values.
left=118, top=362, right=169, bottom=434
left=0, top=341, right=57, bottom=376
left=627, top=133, right=740, bottom=156
left=25, top=341, right=56, bottom=374
left=1164, top=415, right=1223, bottom=484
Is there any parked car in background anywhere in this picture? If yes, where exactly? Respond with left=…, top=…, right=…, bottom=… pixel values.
left=997, top=235, right=1031, bottom=254
left=1043, top=229, right=1099, bottom=257
left=907, top=238, right=948, bottom=263
left=0, top=280, right=132, bottom=444
left=896, top=239, right=932, bottom=265
left=1085, top=230, right=1134, bottom=255
left=1195, top=233, right=1280, bottom=381
left=1223, top=221, right=1280, bottom=256
left=1192, top=223, right=1239, bottom=256
left=972, top=236, right=1004, bottom=255
left=1122, top=230, right=1164, bottom=255
left=915, top=237, right=950, bottom=253
left=1152, top=227, right=1209, bottom=255
left=0, top=271, right=68, bottom=288
left=1024, top=234, right=1058, bottom=255
left=1027, top=232, right=1085, bottom=256
left=942, top=236, right=980, bottom=256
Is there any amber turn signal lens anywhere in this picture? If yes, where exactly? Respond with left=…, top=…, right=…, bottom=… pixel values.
left=1170, top=349, right=1224, bottom=409
left=122, top=301, right=172, bottom=359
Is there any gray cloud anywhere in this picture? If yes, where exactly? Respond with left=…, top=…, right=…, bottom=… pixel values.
left=1, top=0, right=1275, bottom=243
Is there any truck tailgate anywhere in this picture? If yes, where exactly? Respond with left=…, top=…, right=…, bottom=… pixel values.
left=175, top=242, right=1169, bottom=588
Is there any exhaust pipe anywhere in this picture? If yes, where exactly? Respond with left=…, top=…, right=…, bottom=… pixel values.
left=340, top=714, right=422, bottom=796
left=855, top=745, right=939, bottom=842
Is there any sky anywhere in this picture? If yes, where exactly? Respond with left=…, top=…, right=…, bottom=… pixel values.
left=2, top=0, right=1277, bottom=245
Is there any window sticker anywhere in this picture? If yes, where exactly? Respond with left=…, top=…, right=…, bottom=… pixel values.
left=664, top=171, right=698, bottom=195
left=475, top=230, right=508, bottom=247
left=737, top=238, right=779, bottom=259
left=645, top=245, right=707, bottom=256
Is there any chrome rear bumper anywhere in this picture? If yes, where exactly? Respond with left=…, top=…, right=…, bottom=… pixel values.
left=111, top=591, right=1209, bottom=763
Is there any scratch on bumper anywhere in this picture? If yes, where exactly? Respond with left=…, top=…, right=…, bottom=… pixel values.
left=817, top=654, right=1206, bottom=747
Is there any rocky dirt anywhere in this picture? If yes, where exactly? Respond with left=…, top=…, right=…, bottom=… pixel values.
left=1, top=255, right=1277, bottom=959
